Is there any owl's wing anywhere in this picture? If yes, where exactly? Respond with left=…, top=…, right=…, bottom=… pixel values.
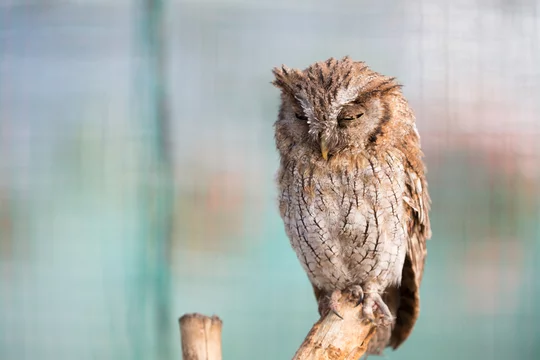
left=390, top=162, right=431, bottom=349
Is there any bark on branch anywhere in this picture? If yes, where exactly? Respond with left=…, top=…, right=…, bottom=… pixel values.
left=292, top=292, right=376, bottom=360
left=178, top=293, right=376, bottom=360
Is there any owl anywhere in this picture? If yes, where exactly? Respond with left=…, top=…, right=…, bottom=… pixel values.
left=272, top=57, right=431, bottom=355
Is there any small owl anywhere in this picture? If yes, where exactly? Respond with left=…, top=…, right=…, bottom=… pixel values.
left=272, top=57, right=431, bottom=355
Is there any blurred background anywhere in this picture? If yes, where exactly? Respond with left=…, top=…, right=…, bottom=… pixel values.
left=1, top=0, right=539, bottom=359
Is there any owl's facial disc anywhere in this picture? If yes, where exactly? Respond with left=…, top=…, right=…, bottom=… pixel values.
left=313, top=102, right=368, bottom=161
left=272, top=58, right=404, bottom=163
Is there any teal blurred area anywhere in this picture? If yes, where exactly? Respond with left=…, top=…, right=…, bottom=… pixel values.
left=1, top=1, right=540, bottom=359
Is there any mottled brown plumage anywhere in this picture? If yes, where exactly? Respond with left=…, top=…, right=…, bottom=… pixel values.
left=272, top=57, right=431, bottom=355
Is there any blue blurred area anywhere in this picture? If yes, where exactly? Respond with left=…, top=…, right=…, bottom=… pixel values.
left=1, top=1, right=539, bottom=359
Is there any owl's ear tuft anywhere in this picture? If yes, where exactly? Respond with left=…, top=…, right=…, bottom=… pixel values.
left=271, top=65, right=299, bottom=95
left=271, top=65, right=290, bottom=88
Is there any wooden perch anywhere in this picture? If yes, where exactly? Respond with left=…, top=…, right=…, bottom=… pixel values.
left=179, top=293, right=376, bottom=360
left=179, top=313, right=223, bottom=360
left=293, top=292, right=376, bottom=360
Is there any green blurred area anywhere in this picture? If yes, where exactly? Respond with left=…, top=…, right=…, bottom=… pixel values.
left=1, top=1, right=540, bottom=359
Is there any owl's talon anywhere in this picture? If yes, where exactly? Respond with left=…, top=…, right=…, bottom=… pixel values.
left=331, top=309, right=344, bottom=320
left=349, top=285, right=364, bottom=306
left=327, top=289, right=343, bottom=320
left=363, top=292, right=393, bottom=326
left=374, top=294, right=392, bottom=320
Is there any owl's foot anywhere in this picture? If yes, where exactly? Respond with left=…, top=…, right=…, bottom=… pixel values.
left=362, top=292, right=393, bottom=326
left=318, top=289, right=344, bottom=319
left=328, top=289, right=344, bottom=319
left=349, top=284, right=365, bottom=306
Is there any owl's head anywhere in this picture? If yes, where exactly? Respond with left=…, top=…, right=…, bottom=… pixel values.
left=272, top=57, right=414, bottom=162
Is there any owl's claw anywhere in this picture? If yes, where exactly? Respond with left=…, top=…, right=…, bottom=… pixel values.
left=331, top=308, right=344, bottom=320
left=322, top=287, right=393, bottom=324
left=346, top=284, right=393, bottom=326
left=328, top=289, right=343, bottom=319
left=349, top=285, right=365, bottom=307
left=363, top=292, right=393, bottom=326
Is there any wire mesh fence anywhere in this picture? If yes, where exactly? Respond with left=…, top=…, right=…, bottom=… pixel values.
left=1, top=1, right=539, bottom=359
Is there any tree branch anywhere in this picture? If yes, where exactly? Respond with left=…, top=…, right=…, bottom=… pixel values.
left=178, top=293, right=376, bottom=360
left=292, top=292, right=376, bottom=360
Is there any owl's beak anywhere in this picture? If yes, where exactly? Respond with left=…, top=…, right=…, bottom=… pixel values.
left=320, top=136, right=329, bottom=161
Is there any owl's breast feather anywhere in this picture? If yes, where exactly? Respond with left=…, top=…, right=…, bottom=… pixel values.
left=278, top=157, right=408, bottom=290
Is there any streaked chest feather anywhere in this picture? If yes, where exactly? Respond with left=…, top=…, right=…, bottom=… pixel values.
left=278, top=154, right=409, bottom=290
